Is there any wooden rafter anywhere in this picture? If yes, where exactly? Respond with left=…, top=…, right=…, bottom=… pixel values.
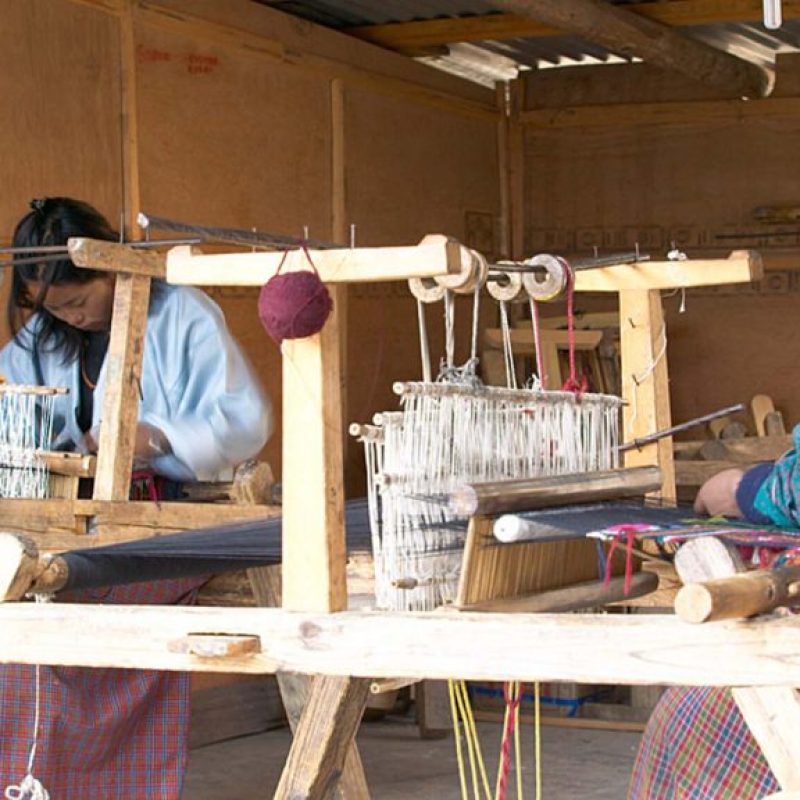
left=494, top=0, right=770, bottom=97
left=352, top=0, right=773, bottom=97
left=348, top=0, right=800, bottom=51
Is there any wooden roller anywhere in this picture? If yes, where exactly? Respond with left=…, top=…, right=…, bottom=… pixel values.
left=448, top=465, right=663, bottom=517
left=0, top=533, right=68, bottom=602
left=675, top=565, right=800, bottom=623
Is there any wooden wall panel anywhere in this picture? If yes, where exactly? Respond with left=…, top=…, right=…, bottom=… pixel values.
left=521, top=57, right=800, bottom=431
left=0, top=0, right=122, bottom=340
left=344, top=89, right=501, bottom=489
left=133, top=18, right=335, bottom=474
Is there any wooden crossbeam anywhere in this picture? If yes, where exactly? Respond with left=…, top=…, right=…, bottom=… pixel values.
left=2, top=604, right=800, bottom=685
left=347, top=0, right=800, bottom=52
left=574, top=250, right=762, bottom=292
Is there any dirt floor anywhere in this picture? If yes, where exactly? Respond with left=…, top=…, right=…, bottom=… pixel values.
left=183, top=714, right=641, bottom=799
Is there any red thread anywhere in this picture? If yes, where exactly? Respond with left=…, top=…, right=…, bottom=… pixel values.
left=497, top=682, right=522, bottom=800
left=559, top=257, right=588, bottom=398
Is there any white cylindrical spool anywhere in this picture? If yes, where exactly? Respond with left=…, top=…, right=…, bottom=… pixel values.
left=493, top=514, right=538, bottom=543
left=487, top=269, right=525, bottom=302
left=522, top=254, right=569, bottom=302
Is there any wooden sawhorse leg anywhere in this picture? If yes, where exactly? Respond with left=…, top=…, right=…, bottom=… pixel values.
left=274, top=674, right=371, bottom=800
left=248, top=566, right=370, bottom=798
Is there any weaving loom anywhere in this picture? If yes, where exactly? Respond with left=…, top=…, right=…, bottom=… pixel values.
left=354, top=252, right=624, bottom=611
left=0, top=384, right=63, bottom=499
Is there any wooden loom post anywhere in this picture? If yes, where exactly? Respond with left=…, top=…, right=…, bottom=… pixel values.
left=618, top=288, right=675, bottom=501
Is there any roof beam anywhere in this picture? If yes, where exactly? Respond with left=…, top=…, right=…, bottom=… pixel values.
left=490, top=0, right=770, bottom=97
left=349, top=0, right=795, bottom=62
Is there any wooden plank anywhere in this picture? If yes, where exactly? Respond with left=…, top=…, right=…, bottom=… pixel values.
left=752, top=394, right=777, bottom=437
left=164, top=239, right=463, bottom=286
left=484, top=327, right=603, bottom=354
left=698, top=435, right=791, bottom=462
left=522, top=97, right=800, bottom=129
left=3, top=604, right=800, bottom=685
left=274, top=675, right=371, bottom=800
left=619, top=289, right=675, bottom=501
left=574, top=251, right=762, bottom=292
left=347, top=0, right=800, bottom=51
left=416, top=680, right=451, bottom=739
left=68, top=236, right=167, bottom=277
left=491, top=0, right=770, bottom=98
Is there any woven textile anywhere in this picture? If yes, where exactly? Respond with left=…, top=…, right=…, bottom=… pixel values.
left=0, top=576, right=206, bottom=800
left=628, top=687, right=778, bottom=799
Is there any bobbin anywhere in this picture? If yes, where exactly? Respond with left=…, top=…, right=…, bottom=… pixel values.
left=486, top=268, right=525, bottom=303
left=522, top=254, right=569, bottom=302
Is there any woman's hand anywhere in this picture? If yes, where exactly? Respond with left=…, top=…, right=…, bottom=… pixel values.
left=693, top=468, right=745, bottom=518
left=81, top=423, right=171, bottom=465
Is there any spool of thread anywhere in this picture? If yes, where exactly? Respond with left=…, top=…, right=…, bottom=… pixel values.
left=522, top=254, right=569, bottom=302
left=487, top=269, right=525, bottom=303
left=493, top=514, right=538, bottom=543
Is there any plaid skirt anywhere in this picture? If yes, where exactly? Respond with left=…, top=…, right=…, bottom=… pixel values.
left=628, top=687, right=779, bottom=799
left=0, top=577, right=206, bottom=800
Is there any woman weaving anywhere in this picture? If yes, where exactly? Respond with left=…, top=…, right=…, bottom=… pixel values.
left=0, top=197, right=272, bottom=798
left=629, top=452, right=800, bottom=798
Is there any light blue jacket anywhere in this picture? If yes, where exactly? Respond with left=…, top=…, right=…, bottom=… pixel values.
left=0, top=284, right=272, bottom=481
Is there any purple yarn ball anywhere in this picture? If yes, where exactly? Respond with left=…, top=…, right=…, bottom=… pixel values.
left=258, top=270, right=333, bottom=343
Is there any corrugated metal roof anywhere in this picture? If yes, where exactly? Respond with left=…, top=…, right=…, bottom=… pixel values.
left=255, top=1, right=800, bottom=87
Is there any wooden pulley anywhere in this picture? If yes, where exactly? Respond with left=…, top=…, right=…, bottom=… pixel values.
left=522, top=254, right=570, bottom=302
left=425, top=234, right=483, bottom=294
left=487, top=269, right=525, bottom=303
left=408, top=276, right=445, bottom=303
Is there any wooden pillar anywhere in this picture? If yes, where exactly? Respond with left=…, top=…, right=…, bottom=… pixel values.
left=618, top=288, right=675, bottom=502
left=93, top=0, right=149, bottom=501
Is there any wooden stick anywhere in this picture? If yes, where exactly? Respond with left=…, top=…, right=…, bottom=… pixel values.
left=455, top=572, right=658, bottom=613
left=68, top=237, right=167, bottom=278
left=448, top=465, right=662, bottom=517
left=675, top=566, right=800, bottom=624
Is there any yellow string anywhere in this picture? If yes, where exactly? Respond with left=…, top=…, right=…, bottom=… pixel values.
left=456, top=680, right=492, bottom=800
left=494, top=687, right=511, bottom=800
left=449, top=679, right=469, bottom=800
left=534, top=681, right=542, bottom=800
left=454, top=680, right=483, bottom=800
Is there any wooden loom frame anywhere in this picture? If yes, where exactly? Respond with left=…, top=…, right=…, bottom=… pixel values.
left=2, top=237, right=798, bottom=798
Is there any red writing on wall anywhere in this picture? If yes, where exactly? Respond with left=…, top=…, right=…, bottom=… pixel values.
left=136, top=45, right=220, bottom=75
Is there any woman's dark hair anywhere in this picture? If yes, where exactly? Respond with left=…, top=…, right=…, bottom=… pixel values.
left=8, top=197, right=118, bottom=361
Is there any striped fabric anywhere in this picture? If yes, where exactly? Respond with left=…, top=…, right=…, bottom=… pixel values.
left=0, top=576, right=206, bottom=800
left=628, top=687, right=779, bottom=799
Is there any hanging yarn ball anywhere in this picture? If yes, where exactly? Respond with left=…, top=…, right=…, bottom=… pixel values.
left=258, top=270, right=333, bottom=344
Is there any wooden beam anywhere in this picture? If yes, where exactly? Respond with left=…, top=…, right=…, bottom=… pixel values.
left=68, top=237, right=167, bottom=278
left=448, top=465, right=662, bottom=517
left=348, top=0, right=800, bottom=51
left=2, top=604, right=800, bottom=684
left=281, top=323, right=347, bottom=613
left=484, top=327, right=602, bottom=355
left=574, top=251, right=762, bottom=292
left=522, top=97, right=800, bottom=129
left=164, top=238, right=464, bottom=286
